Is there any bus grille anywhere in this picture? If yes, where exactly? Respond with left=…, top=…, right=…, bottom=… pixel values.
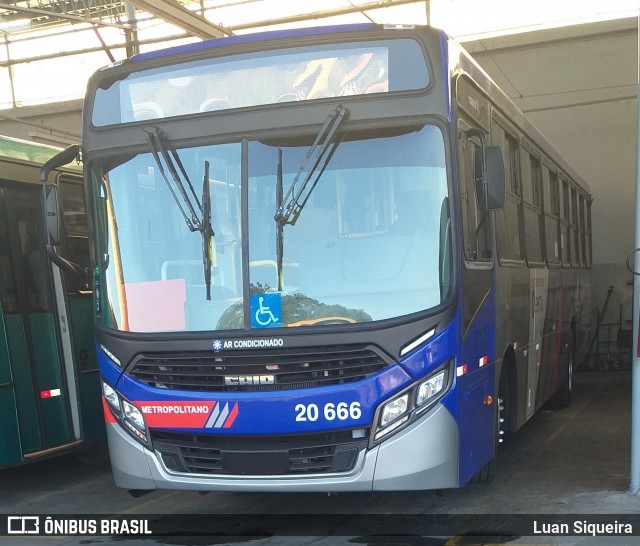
left=129, top=345, right=390, bottom=392
left=151, top=430, right=369, bottom=476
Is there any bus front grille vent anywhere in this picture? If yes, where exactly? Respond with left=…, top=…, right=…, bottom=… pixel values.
left=129, top=345, right=390, bottom=391
left=151, top=429, right=369, bottom=476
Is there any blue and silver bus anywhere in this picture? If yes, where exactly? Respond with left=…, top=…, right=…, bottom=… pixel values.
left=44, top=23, right=591, bottom=492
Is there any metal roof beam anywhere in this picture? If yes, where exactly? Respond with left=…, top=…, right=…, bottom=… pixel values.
left=0, top=1, right=130, bottom=30
left=229, top=0, right=422, bottom=32
left=126, top=0, right=231, bottom=39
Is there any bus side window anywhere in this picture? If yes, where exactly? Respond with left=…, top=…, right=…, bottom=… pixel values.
left=521, top=149, right=544, bottom=266
left=58, top=177, right=89, bottom=266
left=578, top=195, right=586, bottom=268
left=492, top=122, right=524, bottom=264
left=460, top=128, right=491, bottom=262
left=585, top=198, right=592, bottom=268
left=570, top=186, right=580, bottom=267
left=543, top=166, right=560, bottom=266
left=58, top=176, right=91, bottom=291
left=0, top=188, right=18, bottom=313
left=560, top=178, right=571, bottom=268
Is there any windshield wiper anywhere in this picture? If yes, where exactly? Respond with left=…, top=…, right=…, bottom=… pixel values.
left=146, top=128, right=214, bottom=299
left=202, top=160, right=214, bottom=300
left=274, top=105, right=349, bottom=226
left=145, top=127, right=203, bottom=232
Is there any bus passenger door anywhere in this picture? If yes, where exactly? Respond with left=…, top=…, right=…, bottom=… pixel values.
left=0, top=184, right=74, bottom=465
left=56, top=176, right=102, bottom=443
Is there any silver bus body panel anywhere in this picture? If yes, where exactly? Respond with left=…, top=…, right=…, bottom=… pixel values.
left=106, top=403, right=459, bottom=492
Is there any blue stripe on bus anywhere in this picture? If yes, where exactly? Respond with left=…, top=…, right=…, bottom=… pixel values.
left=131, top=23, right=378, bottom=63
left=116, top=363, right=413, bottom=435
left=107, top=320, right=461, bottom=436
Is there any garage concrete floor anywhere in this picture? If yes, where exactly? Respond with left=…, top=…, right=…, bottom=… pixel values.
left=1, top=371, right=640, bottom=545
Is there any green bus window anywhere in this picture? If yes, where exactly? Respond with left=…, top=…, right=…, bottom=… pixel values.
left=0, top=188, right=18, bottom=313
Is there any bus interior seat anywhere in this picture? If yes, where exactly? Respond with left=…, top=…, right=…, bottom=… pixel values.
left=272, top=93, right=300, bottom=104
left=132, top=102, right=164, bottom=121
left=161, top=260, right=201, bottom=286
left=199, top=98, right=230, bottom=112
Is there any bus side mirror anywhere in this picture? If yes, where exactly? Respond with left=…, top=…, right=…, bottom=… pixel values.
left=40, top=144, right=80, bottom=183
left=40, top=144, right=86, bottom=281
left=475, top=145, right=506, bottom=211
left=40, top=144, right=81, bottom=247
left=45, top=185, right=61, bottom=246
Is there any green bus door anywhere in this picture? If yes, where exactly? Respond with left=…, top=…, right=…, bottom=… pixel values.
left=0, top=184, right=75, bottom=466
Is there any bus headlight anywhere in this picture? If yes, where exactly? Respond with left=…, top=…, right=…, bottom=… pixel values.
left=103, top=381, right=121, bottom=412
left=375, top=394, right=410, bottom=441
left=372, top=363, right=452, bottom=444
left=416, top=369, right=448, bottom=410
left=121, top=400, right=149, bottom=444
left=380, top=394, right=409, bottom=428
left=102, top=380, right=151, bottom=448
left=122, top=400, right=146, bottom=431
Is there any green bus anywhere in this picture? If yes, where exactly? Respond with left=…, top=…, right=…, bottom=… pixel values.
left=0, top=135, right=102, bottom=468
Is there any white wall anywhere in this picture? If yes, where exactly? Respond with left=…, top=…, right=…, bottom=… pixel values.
left=0, top=100, right=82, bottom=145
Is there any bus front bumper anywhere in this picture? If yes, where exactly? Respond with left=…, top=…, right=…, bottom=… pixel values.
left=106, top=403, right=459, bottom=492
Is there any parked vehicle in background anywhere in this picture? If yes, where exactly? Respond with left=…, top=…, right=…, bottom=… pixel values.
left=0, top=135, right=102, bottom=468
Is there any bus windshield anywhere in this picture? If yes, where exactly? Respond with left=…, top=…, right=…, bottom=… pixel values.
left=90, top=122, right=449, bottom=333
left=91, top=38, right=429, bottom=126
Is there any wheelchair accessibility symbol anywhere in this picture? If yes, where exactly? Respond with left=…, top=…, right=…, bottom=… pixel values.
left=250, top=294, right=282, bottom=328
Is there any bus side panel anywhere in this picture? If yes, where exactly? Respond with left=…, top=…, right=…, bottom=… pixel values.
left=457, top=291, right=497, bottom=485
left=457, top=365, right=494, bottom=485
left=30, top=313, right=72, bottom=446
left=493, top=263, right=532, bottom=430
left=4, top=315, right=41, bottom=453
left=0, top=312, right=23, bottom=466
left=0, top=388, right=22, bottom=466
left=536, top=270, right=563, bottom=407
left=69, top=297, right=104, bottom=443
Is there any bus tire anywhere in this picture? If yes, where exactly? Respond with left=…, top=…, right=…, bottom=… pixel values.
left=548, top=338, right=574, bottom=409
left=474, top=457, right=496, bottom=483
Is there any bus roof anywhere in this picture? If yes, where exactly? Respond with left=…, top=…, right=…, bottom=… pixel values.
left=0, top=134, right=81, bottom=172
left=130, top=23, right=378, bottom=63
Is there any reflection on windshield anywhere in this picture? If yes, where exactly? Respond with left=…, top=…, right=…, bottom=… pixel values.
left=248, top=124, right=448, bottom=327
left=92, top=124, right=449, bottom=333
left=97, top=143, right=243, bottom=332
